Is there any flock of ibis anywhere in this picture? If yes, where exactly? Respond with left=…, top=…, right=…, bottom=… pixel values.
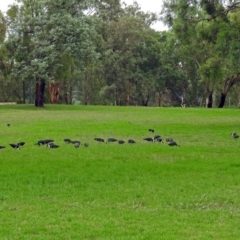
left=1, top=124, right=239, bottom=150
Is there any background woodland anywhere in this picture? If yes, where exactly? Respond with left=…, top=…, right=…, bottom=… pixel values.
left=0, top=0, right=239, bottom=107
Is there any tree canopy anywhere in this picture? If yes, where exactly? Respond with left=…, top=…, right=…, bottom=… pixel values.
left=0, top=0, right=239, bottom=107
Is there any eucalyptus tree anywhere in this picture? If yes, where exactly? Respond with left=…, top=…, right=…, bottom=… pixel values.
left=161, top=0, right=214, bottom=106
left=5, top=0, right=94, bottom=107
left=161, top=0, right=240, bottom=108
left=98, top=2, right=158, bottom=105
left=0, top=40, right=14, bottom=102
left=0, top=10, right=7, bottom=76
left=215, top=9, right=240, bottom=107
left=155, top=31, right=188, bottom=106
left=194, top=1, right=240, bottom=107
left=93, top=0, right=123, bottom=21
left=0, top=10, right=20, bottom=103
left=74, top=16, right=105, bottom=105
left=134, top=30, right=166, bottom=106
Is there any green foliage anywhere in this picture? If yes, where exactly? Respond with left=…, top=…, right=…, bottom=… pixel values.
left=5, top=0, right=94, bottom=82
left=95, top=3, right=169, bottom=106
left=1, top=0, right=239, bottom=107
left=99, top=10, right=147, bottom=104
left=161, top=0, right=240, bottom=107
left=199, top=57, right=223, bottom=82
left=0, top=12, right=6, bottom=43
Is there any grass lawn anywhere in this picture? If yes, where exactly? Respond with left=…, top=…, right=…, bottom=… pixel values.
left=0, top=105, right=240, bottom=239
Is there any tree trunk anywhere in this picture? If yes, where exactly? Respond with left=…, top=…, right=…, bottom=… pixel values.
left=125, top=92, right=130, bottom=106
left=29, top=80, right=33, bottom=104
left=62, top=81, right=69, bottom=104
left=115, top=89, right=119, bottom=106
left=22, top=81, right=26, bottom=104
left=48, top=81, right=60, bottom=104
left=84, top=93, right=88, bottom=105
left=158, top=92, right=163, bottom=106
left=218, top=73, right=240, bottom=108
left=35, top=79, right=45, bottom=107
left=142, top=92, right=149, bottom=106
left=206, top=90, right=213, bottom=108
left=69, top=85, right=73, bottom=104
left=124, top=85, right=130, bottom=106
left=218, top=92, right=226, bottom=108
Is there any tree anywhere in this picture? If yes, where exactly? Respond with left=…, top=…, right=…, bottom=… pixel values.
left=161, top=0, right=207, bottom=106
left=5, top=0, right=94, bottom=107
left=216, top=10, right=240, bottom=107
left=98, top=2, right=158, bottom=105
left=161, top=0, right=240, bottom=108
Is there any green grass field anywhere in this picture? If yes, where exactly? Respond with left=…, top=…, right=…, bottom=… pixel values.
left=0, top=105, right=240, bottom=239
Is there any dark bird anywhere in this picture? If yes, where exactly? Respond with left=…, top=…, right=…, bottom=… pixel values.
left=118, top=140, right=125, bottom=144
left=84, top=143, right=89, bottom=147
left=143, top=137, right=154, bottom=142
left=72, top=140, right=80, bottom=148
left=128, top=139, right=136, bottom=144
left=64, top=138, right=72, bottom=143
left=9, top=142, right=25, bottom=149
left=0, top=145, right=6, bottom=150
left=7, top=123, right=10, bottom=127
left=154, top=135, right=161, bottom=140
left=43, top=139, right=54, bottom=144
left=168, top=141, right=180, bottom=147
left=148, top=129, right=154, bottom=133
left=35, top=140, right=45, bottom=146
left=231, top=133, right=239, bottom=139
left=94, top=138, right=105, bottom=143
left=46, top=142, right=53, bottom=147
left=49, top=144, right=59, bottom=148
left=47, top=142, right=59, bottom=148
left=74, top=142, right=80, bottom=148
left=9, top=143, right=21, bottom=149
left=107, top=138, right=118, bottom=143
left=35, top=139, right=54, bottom=146
left=18, top=142, right=25, bottom=147
left=166, top=138, right=174, bottom=143
left=155, top=138, right=164, bottom=143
